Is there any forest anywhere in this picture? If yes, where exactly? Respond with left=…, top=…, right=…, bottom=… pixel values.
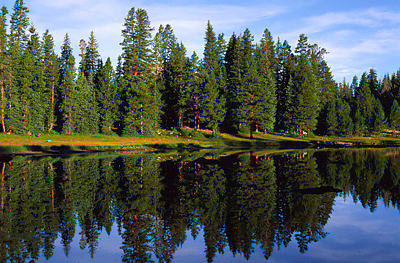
left=1, top=0, right=400, bottom=138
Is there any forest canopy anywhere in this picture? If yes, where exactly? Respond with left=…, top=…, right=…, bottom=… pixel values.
left=1, top=0, right=399, bottom=138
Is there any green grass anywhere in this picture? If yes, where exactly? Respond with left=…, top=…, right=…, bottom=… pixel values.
left=1, top=128, right=399, bottom=154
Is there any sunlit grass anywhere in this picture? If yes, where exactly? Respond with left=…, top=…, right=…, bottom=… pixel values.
left=1, top=128, right=399, bottom=153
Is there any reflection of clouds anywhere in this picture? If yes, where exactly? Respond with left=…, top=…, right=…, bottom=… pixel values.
left=307, top=196, right=400, bottom=262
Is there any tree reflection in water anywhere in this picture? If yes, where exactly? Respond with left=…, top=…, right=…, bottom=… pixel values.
left=0, top=148, right=399, bottom=262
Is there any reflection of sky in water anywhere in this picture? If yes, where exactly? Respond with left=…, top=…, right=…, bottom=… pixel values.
left=35, top=195, right=400, bottom=262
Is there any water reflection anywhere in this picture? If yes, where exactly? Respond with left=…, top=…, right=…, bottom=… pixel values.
left=0, top=148, right=399, bottom=262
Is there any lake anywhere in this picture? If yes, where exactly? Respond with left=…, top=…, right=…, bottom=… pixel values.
left=1, top=148, right=400, bottom=262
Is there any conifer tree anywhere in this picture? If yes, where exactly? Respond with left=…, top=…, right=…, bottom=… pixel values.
left=199, top=70, right=226, bottom=136
left=9, top=0, right=29, bottom=53
left=152, top=24, right=177, bottom=128
left=0, top=6, right=8, bottom=133
left=274, top=39, right=295, bottom=132
left=203, top=21, right=218, bottom=73
left=42, top=29, right=60, bottom=132
left=59, top=34, right=77, bottom=134
left=390, top=99, right=400, bottom=135
left=25, top=25, right=45, bottom=134
left=372, top=97, right=385, bottom=133
left=292, top=35, right=319, bottom=135
left=120, top=7, right=156, bottom=135
left=223, top=33, right=242, bottom=133
left=258, top=28, right=276, bottom=76
left=7, top=0, right=29, bottom=134
left=75, top=71, right=99, bottom=133
left=368, top=69, right=379, bottom=98
left=354, top=72, right=374, bottom=135
left=179, top=51, right=201, bottom=129
left=96, top=58, right=119, bottom=134
left=80, top=31, right=100, bottom=85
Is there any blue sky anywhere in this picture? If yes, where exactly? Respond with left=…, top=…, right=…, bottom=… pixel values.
left=3, top=0, right=400, bottom=82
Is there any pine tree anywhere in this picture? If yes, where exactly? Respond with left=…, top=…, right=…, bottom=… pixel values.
left=292, top=35, right=319, bottom=135
left=372, top=97, right=385, bottom=133
left=0, top=6, right=9, bottom=133
left=178, top=51, right=202, bottom=129
left=25, top=25, right=45, bottom=134
left=96, top=58, right=119, bottom=134
left=368, top=69, right=379, bottom=98
left=203, top=21, right=218, bottom=74
left=7, top=0, right=29, bottom=134
left=222, top=33, right=242, bottom=133
left=59, top=34, right=77, bottom=134
left=75, top=71, right=99, bottom=133
left=199, top=70, right=226, bottom=136
left=42, top=29, right=60, bottom=132
left=274, top=39, right=295, bottom=133
left=390, top=99, right=400, bottom=135
left=120, top=8, right=155, bottom=135
left=152, top=24, right=176, bottom=129
left=353, top=72, right=374, bottom=135
left=82, top=31, right=100, bottom=80
left=258, top=28, right=276, bottom=77
left=9, top=0, right=29, bottom=53
left=163, top=43, right=188, bottom=128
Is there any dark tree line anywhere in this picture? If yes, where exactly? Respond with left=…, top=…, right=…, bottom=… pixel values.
left=1, top=0, right=400, bottom=137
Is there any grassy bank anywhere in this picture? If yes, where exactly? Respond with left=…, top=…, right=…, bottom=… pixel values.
left=1, top=128, right=399, bottom=154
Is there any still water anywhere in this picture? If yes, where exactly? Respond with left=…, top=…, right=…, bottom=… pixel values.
left=1, top=148, right=400, bottom=262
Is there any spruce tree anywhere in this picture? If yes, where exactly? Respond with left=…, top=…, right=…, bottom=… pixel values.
left=178, top=51, right=201, bottom=129
left=223, top=33, right=242, bottom=133
left=120, top=7, right=155, bottom=135
left=25, top=25, right=45, bottom=134
left=42, top=29, right=60, bottom=132
left=274, top=39, right=295, bottom=133
left=59, top=34, right=77, bottom=134
left=9, top=0, right=29, bottom=53
left=372, top=97, right=385, bottom=134
left=7, top=0, right=29, bottom=134
left=354, top=72, right=374, bottom=135
left=390, top=99, right=400, bottom=135
left=292, top=35, right=319, bottom=135
left=0, top=6, right=8, bottom=133
left=203, top=21, right=218, bottom=74
left=199, top=70, right=226, bottom=136
left=96, top=57, right=119, bottom=134
left=75, top=71, right=99, bottom=133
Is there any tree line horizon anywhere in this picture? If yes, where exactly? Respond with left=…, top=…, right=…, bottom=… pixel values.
left=1, top=0, right=400, bottom=138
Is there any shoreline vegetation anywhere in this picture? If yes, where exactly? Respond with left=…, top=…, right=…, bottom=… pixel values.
left=3, top=2, right=400, bottom=147
left=1, top=127, right=399, bottom=157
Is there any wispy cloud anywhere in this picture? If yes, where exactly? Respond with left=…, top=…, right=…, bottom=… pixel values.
left=281, top=7, right=400, bottom=81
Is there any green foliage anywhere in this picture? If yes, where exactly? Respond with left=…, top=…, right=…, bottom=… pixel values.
left=0, top=1, right=399, bottom=138
left=390, top=99, right=400, bottom=134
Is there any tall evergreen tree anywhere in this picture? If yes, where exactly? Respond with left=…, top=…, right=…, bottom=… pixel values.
left=120, top=7, right=156, bottom=135
left=203, top=21, right=218, bottom=74
left=353, top=72, right=374, bottom=135
left=59, top=34, right=77, bottom=134
left=96, top=58, right=119, bottom=134
left=82, top=31, right=100, bottom=80
left=292, top=35, right=319, bottom=135
left=42, top=29, right=60, bottom=132
left=390, top=99, right=400, bottom=135
left=199, top=70, right=226, bottom=136
left=0, top=6, right=8, bottom=133
left=152, top=24, right=177, bottom=128
left=274, top=38, right=295, bottom=132
left=9, top=0, right=29, bottom=53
